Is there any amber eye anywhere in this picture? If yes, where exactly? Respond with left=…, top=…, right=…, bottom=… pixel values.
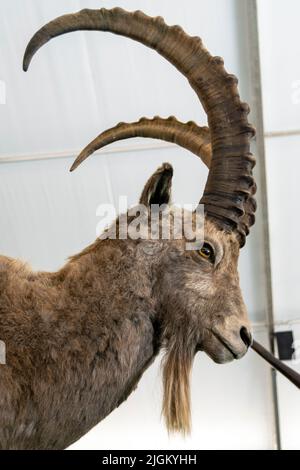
left=198, top=242, right=215, bottom=263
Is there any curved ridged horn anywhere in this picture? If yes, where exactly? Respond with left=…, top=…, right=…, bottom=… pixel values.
left=23, top=7, right=256, bottom=245
left=70, top=116, right=211, bottom=172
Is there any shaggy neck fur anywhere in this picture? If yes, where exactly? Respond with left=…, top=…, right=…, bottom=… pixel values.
left=69, top=237, right=197, bottom=435
left=0, top=225, right=200, bottom=449
left=68, top=238, right=197, bottom=436
left=0, top=238, right=161, bottom=449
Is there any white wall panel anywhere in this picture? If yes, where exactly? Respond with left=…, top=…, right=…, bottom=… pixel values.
left=0, top=146, right=208, bottom=271
left=265, top=135, right=300, bottom=323
left=0, top=0, right=252, bottom=157
left=257, top=0, right=300, bottom=133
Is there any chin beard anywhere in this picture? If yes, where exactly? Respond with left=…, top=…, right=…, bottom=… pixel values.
left=162, top=333, right=196, bottom=435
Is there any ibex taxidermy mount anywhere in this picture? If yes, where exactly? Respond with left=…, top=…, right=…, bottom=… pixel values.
left=1, top=7, right=299, bottom=450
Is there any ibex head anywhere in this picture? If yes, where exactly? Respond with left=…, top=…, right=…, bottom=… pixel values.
left=23, top=7, right=257, bottom=434
left=123, top=161, right=252, bottom=433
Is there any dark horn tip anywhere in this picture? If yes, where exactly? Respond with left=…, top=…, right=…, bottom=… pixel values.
left=23, top=47, right=33, bottom=72
left=22, top=56, right=29, bottom=72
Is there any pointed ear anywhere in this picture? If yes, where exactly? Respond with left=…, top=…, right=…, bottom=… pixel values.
left=139, top=163, right=173, bottom=206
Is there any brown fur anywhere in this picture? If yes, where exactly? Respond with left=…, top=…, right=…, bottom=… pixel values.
left=0, top=164, right=252, bottom=449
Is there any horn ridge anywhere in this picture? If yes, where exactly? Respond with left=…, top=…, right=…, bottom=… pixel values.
left=69, top=116, right=212, bottom=172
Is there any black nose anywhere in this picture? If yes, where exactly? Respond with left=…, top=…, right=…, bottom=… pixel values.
left=240, top=327, right=252, bottom=348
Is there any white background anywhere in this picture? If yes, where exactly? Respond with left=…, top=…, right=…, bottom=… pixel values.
left=0, top=0, right=299, bottom=449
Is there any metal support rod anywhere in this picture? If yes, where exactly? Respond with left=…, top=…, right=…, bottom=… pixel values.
left=252, top=340, right=300, bottom=389
left=246, top=0, right=281, bottom=450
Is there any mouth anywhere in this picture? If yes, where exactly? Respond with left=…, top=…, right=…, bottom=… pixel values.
left=211, top=330, right=239, bottom=360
